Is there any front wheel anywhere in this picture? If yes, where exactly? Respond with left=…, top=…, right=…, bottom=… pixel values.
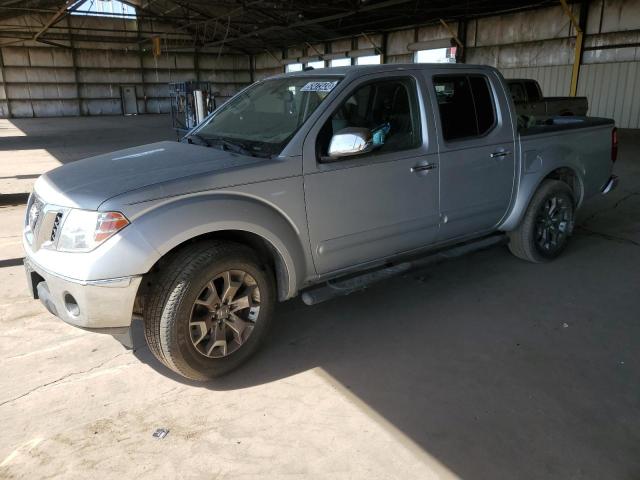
left=508, top=179, right=575, bottom=263
left=143, top=240, right=275, bottom=381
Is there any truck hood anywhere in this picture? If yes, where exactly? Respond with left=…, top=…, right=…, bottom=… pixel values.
left=35, top=141, right=268, bottom=210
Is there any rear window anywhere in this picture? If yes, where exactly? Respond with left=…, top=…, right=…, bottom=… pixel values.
left=433, top=74, right=496, bottom=141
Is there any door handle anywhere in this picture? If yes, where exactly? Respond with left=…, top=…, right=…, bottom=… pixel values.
left=490, top=150, right=511, bottom=158
left=410, top=163, right=438, bottom=173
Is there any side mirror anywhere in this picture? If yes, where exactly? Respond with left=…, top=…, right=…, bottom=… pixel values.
left=327, top=127, right=373, bottom=159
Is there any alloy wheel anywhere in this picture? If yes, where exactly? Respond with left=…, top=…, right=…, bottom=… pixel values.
left=189, top=270, right=261, bottom=358
left=535, top=195, right=572, bottom=254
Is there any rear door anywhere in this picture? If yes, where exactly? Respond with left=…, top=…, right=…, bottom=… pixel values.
left=302, top=71, right=440, bottom=275
left=429, top=70, right=516, bottom=240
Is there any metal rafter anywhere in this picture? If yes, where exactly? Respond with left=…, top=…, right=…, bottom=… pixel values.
left=203, top=0, right=416, bottom=48
left=0, top=0, right=572, bottom=52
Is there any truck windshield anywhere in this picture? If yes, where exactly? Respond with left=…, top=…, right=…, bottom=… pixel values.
left=191, top=76, right=341, bottom=157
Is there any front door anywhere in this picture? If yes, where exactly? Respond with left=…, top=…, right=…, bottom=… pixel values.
left=430, top=72, right=516, bottom=240
left=303, top=73, right=440, bottom=275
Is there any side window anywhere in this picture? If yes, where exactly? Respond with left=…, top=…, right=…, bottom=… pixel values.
left=433, top=74, right=496, bottom=141
left=434, top=76, right=476, bottom=140
left=469, top=76, right=496, bottom=135
left=509, top=82, right=526, bottom=103
left=316, top=77, right=421, bottom=161
left=524, top=81, right=541, bottom=102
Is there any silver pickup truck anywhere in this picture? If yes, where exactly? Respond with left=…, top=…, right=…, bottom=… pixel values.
left=23, top=64, right=618, bottom=380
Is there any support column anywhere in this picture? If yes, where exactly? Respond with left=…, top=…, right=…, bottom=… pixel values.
left=0, top=47, right=11, bottom=118
left=194, top=47, right=200, bottom=82
left=381, top=32, right=388, bottom=64
left=136, top=18, right=148, bottom=113
left=561, top=0, right=589, bottom=97
left=456, top=19, right=467, bottom=63
left=66, top=17, right=82, bottom=115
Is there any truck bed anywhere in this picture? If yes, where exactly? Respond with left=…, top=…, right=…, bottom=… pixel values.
left=519, top=116, right=614, bottom=136
left=516, top=116, right=615, bottom=210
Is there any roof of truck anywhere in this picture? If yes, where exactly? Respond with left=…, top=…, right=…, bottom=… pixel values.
left=270, top=63, right=499, bottom=80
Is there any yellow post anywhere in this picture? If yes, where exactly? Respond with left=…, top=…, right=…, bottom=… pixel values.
left=560, top=0, right=584, bottom=97
left=570, top=30, right=584, bottom=96
left=152, top=37, right=162, bottom=58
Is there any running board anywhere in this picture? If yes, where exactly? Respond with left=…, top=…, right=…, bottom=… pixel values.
left=300, top=234, right=507, bottom=306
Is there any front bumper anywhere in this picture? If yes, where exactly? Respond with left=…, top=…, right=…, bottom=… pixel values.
left=24, top=257, right=142, bottom=341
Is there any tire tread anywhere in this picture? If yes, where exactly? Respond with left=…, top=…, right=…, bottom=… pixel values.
left=508, top=179, right=573, bottom=263
left=143, top=240, right=265, bottom=381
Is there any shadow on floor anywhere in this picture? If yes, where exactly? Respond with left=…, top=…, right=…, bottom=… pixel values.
left=6, top=118, right=638, bottom=478
left=0, top=193, right=29, bottom=206
left=0, top=258, right=24, bottom=268
left=0, top=115, right=177, bottom=164
left=133, top=230, right=640, bottom=480
left=132, top=130, right=640, bottom=480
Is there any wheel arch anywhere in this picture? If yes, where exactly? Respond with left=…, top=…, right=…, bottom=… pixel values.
left=500, top=165, right=583, bottom=232
left=131, top=193, right=310, bottom=304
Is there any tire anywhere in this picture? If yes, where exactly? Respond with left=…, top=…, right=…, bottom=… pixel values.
left=508, top=179, right=575, bottom=263
left=143, top=240, right=275, bottom=381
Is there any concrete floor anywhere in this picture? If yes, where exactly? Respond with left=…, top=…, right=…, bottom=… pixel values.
left=0, top=116, right=639, bottom=480
left=0, top=115, right=176, bottom=196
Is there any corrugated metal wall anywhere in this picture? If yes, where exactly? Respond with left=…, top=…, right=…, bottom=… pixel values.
left=575, top=0, right=640, bottom=127
left=464, top=4, right=580, bottom=110
left=0, top=14, right=251, bottom=118
left=3, top=0, right=640, bottom=125
left=270, top=0, right=640, bottom=128
left=501, top=66, right=573, bottom=97
left=578, top=62, right=640, bottom=127
left=468, top=0, right=640, bottom=128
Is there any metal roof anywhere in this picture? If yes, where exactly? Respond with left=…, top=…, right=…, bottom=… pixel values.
left=0, top=0, right=569, bottom=53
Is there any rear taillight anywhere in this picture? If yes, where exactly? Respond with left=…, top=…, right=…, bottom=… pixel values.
left=611, top=127, right=618, bottom=163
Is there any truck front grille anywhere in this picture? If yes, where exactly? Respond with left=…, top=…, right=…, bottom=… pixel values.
left=50, top=212, right=64, bottom=242
left=25, top=193, right=67, bottom=251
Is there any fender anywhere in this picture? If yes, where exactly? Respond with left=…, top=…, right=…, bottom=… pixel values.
left=129, top=192, right=311, bottom=300
left=500, top=144, right=585, bottom=232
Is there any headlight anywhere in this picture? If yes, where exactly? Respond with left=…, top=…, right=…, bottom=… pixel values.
left=57, top=210, right=130, bottom=252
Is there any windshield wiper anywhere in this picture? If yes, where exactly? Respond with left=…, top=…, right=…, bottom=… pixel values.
left=208, top=136, right=260, bottom=157
left=186, top=133, right=211, bottom=146
left=188, top=133, right=272, bottom=158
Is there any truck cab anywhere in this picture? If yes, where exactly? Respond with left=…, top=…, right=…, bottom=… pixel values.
left=301, top=66, right=517, bottom=274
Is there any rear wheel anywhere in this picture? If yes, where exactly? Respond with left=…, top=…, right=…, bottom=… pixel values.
left=508, top=180, right=575, bottom=263
left=143, top=240, right=275, bottom=381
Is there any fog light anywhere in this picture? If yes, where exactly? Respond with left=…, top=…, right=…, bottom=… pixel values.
left=64, top=293, right=80, bottom=317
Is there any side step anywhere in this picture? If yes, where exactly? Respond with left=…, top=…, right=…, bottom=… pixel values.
left=300, top=234, right=507, bottom=306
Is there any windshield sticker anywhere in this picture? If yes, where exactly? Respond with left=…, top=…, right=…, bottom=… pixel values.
left=300, top=81, right=338, bottom=92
